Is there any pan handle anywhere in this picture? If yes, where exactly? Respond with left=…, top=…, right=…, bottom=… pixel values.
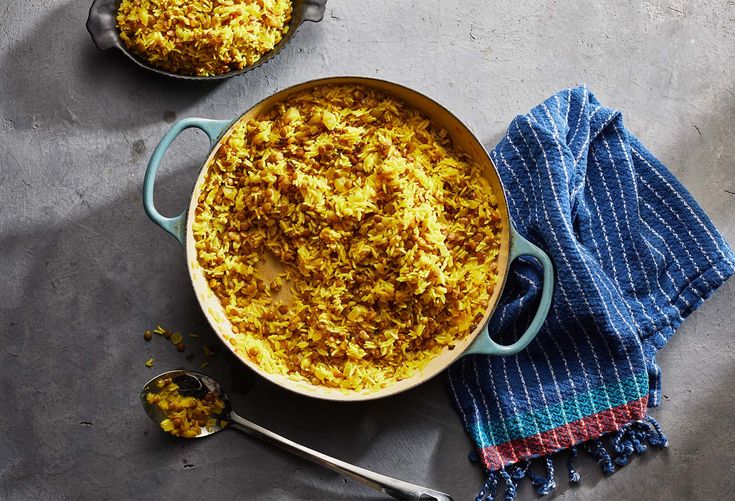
left=464, top=226, right=554, bottom=356
left=143, top=118, right=232, bottom=246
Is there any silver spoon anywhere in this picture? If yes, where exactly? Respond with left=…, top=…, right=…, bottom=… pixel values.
left=141, top=370, right=454, bottom=501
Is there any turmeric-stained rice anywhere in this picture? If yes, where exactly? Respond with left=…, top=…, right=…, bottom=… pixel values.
left=147, top=377, right=226, bottom=437
left=193, top=84, right=503, bottom=392
left=116, top=0, right=292, bottom=76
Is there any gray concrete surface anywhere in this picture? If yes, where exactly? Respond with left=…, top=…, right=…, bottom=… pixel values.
left=1, top=0, right=734, bottom=499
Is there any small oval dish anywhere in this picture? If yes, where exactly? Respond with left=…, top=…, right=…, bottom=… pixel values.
left=86, top=0, right=327, bottom=80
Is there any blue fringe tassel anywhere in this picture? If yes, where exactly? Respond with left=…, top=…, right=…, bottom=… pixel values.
left=475, top=417, right=668, bottom=500
left=537, top=457, right=556, bottom=495
left=567, top=446, right=580, bottom=484
left=495, top=463, right=529, bottom=501
left=527, top=456, right=556, bottom=495
left=645, top=416, right=669, bottom=447
left=612, top=417, right=670, bottom=467
left=584, top=439, right=616, bottom=475
left=475, top=471, right=498, bottom=501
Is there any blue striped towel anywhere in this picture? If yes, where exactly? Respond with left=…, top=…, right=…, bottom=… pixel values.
left=447, top=86, right=735, bottom=500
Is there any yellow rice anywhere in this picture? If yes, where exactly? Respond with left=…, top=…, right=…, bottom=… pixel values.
left=116, top=0, right=292, bottom=76
left=147, top=377, right=227, bottom=437
left=193, top=84, right=503, bottom=392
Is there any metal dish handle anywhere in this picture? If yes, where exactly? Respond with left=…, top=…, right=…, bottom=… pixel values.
left=86, top=0, right=121, bottom=50
left=302, top=0, right=328, bottom=22
left=464, top=226, right=554, bottom=356
left=143, top=118, right=232, bottom=246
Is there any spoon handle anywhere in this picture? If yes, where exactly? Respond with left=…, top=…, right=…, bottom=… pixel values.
left=228, top=412, right=453, bottom=501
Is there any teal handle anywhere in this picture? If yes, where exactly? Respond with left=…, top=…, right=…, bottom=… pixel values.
left=143, top=118, right=232, bottom=246
left=464, top=226, right=554, bottom=356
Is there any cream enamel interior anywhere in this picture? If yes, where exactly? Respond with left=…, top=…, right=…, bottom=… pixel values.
left=185, top=77, right=511, bottom=401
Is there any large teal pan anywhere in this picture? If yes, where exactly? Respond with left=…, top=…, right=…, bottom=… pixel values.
left=143, top=77, right=554, bottom=401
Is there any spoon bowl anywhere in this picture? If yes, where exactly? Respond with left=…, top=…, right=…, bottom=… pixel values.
left=141, top=370, right=454, bottom=501
left=141, top=369, right=229, bottom=438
